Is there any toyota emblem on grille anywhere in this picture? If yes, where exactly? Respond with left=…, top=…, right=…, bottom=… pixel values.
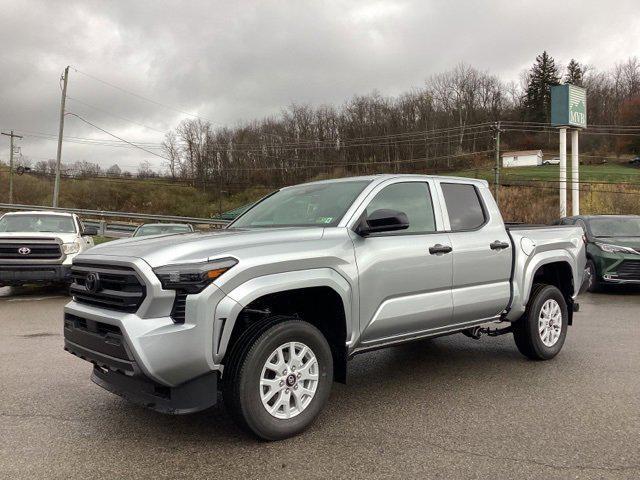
left=85, top=272, right=101, bottom=293
left=18, top=247, right=31, bottom=255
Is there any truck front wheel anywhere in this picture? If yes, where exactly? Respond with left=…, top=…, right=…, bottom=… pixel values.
left=513, top=284, right=568, bottom=360
left=223, top=318, right=333, bottom=440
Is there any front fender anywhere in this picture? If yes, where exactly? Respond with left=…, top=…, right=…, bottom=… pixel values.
left=212, top=268, right=354, bottom=364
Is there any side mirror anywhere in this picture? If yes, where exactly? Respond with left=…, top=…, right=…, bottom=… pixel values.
left=82, top=226, right=99, bottom=236
left=357, top=209, right=409, bottom=236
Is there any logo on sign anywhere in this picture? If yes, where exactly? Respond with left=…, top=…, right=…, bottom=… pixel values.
left=85, top=272, right=101, bottom=293
left=18, top=247, right=31, bottom=255
left=568, top=86, right=587, bottom=128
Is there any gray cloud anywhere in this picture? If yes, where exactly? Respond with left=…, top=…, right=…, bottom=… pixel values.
left=1, top=0, right=639, bottom=171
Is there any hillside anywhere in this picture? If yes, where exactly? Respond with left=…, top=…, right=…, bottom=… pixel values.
left=0, top=170, right=270, bottom=218
left=1, top=161, right=639, bottom=226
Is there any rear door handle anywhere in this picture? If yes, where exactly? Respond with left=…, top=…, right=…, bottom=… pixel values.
left=490, top=240, right=510, bottom=250
left=429, top=244, right=453, bottom=255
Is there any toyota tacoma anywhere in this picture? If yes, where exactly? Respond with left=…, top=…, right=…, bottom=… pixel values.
left=63, top=175, right=588, bottom=440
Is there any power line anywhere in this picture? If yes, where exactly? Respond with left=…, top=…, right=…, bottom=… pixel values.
left=66, top=113, right=171, bottom=162
left=71, top=67, right=207, bottom=122
left=67, top=96, right=167, bottom=134
left=70, top=66, right=290, bottom=141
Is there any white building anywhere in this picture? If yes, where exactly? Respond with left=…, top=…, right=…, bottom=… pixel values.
left=502, top=150, right=543, bottom=167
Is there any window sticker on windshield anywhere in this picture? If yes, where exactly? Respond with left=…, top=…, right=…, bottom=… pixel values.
left=317, top=217, right=333, bottom=224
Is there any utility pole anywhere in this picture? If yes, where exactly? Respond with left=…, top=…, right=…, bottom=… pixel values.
left=493, top=121, right=501, bottom=203
left=1, top=130, right=23, bottom=203
left=53, top=66, right=69, bottom=207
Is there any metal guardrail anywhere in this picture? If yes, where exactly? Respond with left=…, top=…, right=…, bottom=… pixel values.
left=82, top=220, right=137, bottom=236
left=0, top=203, right=230, bottom=235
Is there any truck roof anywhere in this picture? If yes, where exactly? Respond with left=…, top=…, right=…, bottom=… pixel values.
left=293, top=174, right=489, bottom=188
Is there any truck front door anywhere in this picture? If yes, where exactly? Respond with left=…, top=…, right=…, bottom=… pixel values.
left=350, top=179, right=454, bottom=347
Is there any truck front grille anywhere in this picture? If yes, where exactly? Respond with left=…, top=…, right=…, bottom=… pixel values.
left=70, top=262, right=146, bottom=313
left=0, top=238, right=62, bottom=260
left=617, top=260, right=640, bottom=281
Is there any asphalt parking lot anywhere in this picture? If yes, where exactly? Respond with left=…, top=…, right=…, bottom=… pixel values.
left=0, top=286, right=638, bottom=479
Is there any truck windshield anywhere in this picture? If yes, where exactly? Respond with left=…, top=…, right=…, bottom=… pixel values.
left=231, top=180, right=371, bottom=228
left=0, top=214, right=76, bottom=233
left=588, top=217, right=640, bottom=237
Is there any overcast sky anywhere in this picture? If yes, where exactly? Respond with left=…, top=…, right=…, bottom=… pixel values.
left=1, top=0, right=639, bottom=172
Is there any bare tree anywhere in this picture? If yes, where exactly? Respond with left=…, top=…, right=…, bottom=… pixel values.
left=162, top=131, right=181, bottom=178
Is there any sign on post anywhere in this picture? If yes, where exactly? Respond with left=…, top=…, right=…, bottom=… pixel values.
left=551, top=84, right=587, bottom=217
left=551, top=84, right=587, bottom=128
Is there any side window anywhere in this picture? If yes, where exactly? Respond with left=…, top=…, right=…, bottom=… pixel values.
left=441, top=183, right=486, bottom=231
left=365, top=182, right=436, bottom=234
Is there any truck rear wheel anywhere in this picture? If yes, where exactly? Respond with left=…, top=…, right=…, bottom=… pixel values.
left=223, top=317, right=333, bottom=440
left=513, top=284, right=568, bottom=360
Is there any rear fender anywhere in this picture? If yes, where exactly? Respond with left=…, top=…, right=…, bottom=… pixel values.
left=506, top=250, right=578, bottom=321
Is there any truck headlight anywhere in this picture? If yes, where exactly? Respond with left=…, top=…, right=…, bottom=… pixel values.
left=153, top=258, right=237, bottom=293
left=595, top=242, right=638, bottom=254
left=62, top=241, right=80, bottom=254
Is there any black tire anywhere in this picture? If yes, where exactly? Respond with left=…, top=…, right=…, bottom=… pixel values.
left=513, top=284, right=568, bottom=360
left=223, top=317, right=333, bottom=440
left=585, top=259, right=600, bottom=293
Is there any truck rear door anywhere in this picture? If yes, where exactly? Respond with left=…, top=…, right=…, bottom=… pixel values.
left=436, top=181, right=512, bottom=323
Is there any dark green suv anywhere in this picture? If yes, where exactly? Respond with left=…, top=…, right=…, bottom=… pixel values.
left=559, top=215, right=640, bottom=291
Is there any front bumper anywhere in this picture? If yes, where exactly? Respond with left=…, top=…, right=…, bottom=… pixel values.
left=0, top=264, right=71, bottom=285
left=64, top=312, right=219, bottom=414
left=91, top=367, right=218, bottom=414
left=593, top=253, right=640, bottom=284
left=62, top=254, right=240, bottom=414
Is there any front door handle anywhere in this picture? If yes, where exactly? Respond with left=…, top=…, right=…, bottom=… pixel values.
left=490, top=240, right=510, bottom=250
left=429, top=244, right=453, bottom=255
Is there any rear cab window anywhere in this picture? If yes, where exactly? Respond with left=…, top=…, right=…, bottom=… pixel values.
left=440, top=183, right=486, bottom=231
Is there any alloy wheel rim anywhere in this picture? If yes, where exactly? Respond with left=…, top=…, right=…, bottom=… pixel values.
left=260, top=342, right=319, bottom=419
left=538, top=299, right=562, bottom=347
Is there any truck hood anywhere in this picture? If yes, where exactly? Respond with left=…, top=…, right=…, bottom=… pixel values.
left=79, top=227, right=326, bottom=267
left=0, top=231, right=77, bottom=243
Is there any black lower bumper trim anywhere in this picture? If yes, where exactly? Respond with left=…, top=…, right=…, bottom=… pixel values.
left=64, top=339, right=137, bottom=374
left=0, top=264, right=71, bottom=285
left=91, top=367, right=218, bottom=415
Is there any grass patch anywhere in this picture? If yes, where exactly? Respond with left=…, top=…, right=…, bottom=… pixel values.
left=451, top=162, right=640, bottom=184
left=93, top=235, right=116, bottom=245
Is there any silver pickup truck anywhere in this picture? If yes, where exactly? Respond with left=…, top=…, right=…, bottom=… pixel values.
left=63, top=175, right=588, bottom=440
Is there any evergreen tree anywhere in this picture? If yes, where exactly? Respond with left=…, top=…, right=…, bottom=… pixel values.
left=564, top=59, right=583, bottom=86
left=524, top=51, right=561, bottom=122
